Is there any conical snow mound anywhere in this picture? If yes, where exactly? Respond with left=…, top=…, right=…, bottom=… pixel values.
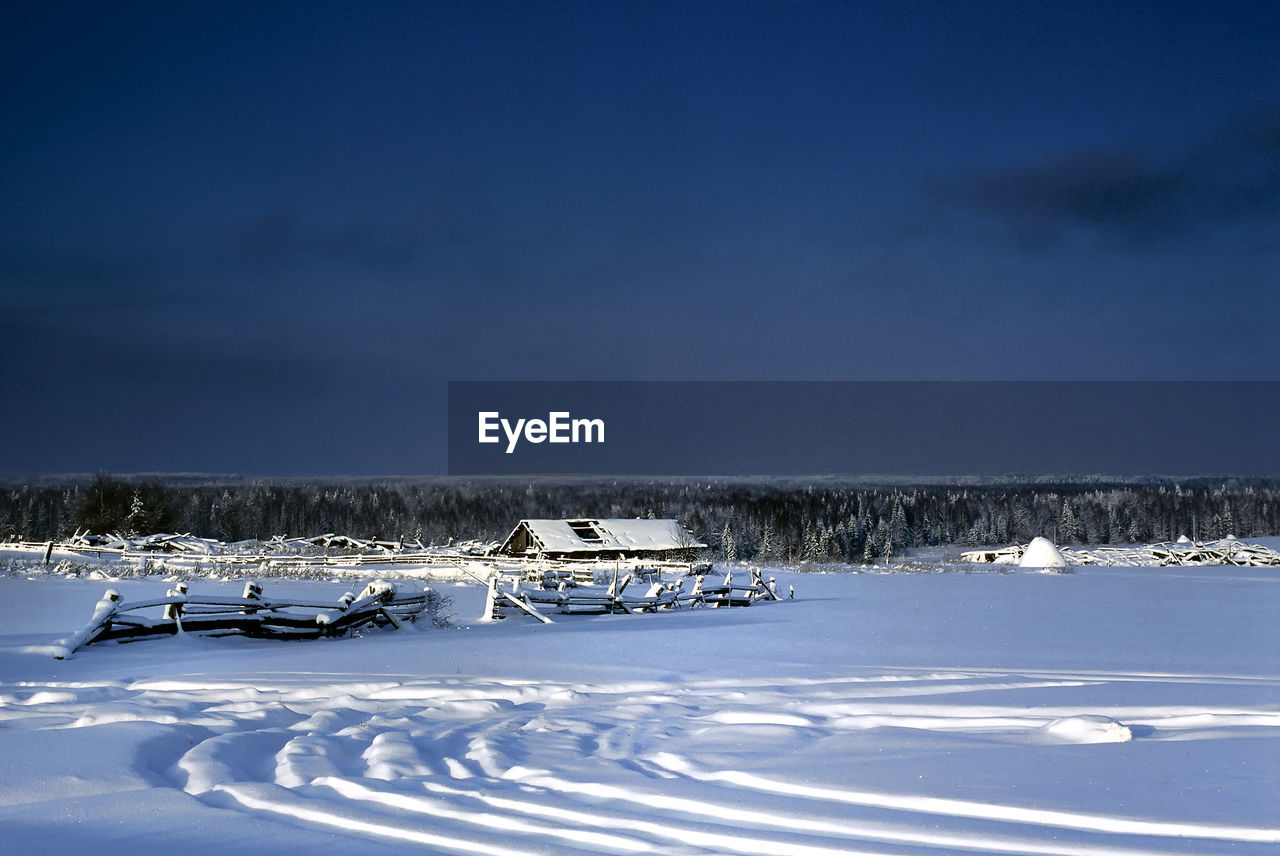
left=1019, top=536, right=1067, bottom=568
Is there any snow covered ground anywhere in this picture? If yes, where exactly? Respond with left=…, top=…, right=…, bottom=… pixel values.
left=1, top=558, right=1277, bottom=855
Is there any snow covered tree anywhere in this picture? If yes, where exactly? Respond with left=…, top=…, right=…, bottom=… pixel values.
left=721, top=521, right=738, bottom=562
left=1220, top=505, right=1236, bottom=538
left=125, top=490, right=147, bottom=536
left=758, top=524, right=776, bottom=563
left=1058, top=499, right=1082, bottom=543
left=1106, top=503, right=1120, bottom=544
left=888, top=495, right=908, bottom=546
left=815, top=523, right=831, bottom=560
left=1011, top=504, right=1032, bottom=542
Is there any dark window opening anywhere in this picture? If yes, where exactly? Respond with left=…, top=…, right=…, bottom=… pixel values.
left=567, top=520, right=603, bottom=541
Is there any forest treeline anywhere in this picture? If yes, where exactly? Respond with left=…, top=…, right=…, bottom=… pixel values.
left=2, top=474, right=1278, bottom=564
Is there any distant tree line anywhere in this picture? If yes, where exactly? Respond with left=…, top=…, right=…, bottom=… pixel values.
left=2, top=474, right=1278, bottom=564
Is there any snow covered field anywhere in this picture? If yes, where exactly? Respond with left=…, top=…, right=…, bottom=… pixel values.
left=1, top=559, right=1277, bottom=855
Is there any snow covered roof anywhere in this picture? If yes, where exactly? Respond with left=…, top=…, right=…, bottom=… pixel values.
left=500, top=519, right=705, bottom=556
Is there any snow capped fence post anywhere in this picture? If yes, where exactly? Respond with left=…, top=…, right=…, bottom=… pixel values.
left=53, top=588, right=121, bottom=659
left=241, top=581, right=262, bottom=613
left=163, top=582, right=189, bottom=628
left=483, top=573, right=500, bottom=621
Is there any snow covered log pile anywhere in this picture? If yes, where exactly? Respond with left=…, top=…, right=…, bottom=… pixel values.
left=484, top=567, right=783, bottom=622
left=68, top=530, right=223, bottom=554
left=63, top=531, right=432, bottom=555
left=52, top=580, right=434, bottom=658
left=963, top=537, right=1280, bottom=568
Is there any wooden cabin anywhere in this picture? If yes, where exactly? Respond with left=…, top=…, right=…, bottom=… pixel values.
left=499, top=518, right=705, bottom=561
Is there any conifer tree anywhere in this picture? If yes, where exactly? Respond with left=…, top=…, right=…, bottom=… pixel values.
left=1058, top=499, right=1082, bottom=543
left=721, top=521, right=737, bottom=562
left=126, top=491, right=147, bottom=536
left=758, top=524, right=776, bottom=563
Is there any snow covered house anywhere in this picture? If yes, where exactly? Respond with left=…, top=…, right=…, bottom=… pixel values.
left=498, top=518, right=705, bottom=561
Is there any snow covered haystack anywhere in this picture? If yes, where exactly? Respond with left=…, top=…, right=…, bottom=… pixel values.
left=1018, top=536, right=1068, bottom=569
left=960, top=537, right=1068, bottom=567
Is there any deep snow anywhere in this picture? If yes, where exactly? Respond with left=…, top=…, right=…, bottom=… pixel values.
left=1, top=559, right=1277, bottom=855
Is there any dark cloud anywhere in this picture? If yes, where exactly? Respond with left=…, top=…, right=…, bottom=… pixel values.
left=926, top=108, right=1280, bottom=245
left=226, top=211, right=434, bottom=278
left=217, top=187, right=529, bottom=287
left=0, top=247, right=186, bottom=313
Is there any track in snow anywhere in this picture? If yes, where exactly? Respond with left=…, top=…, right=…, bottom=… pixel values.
left=3, top=668, right=1278, bottom=856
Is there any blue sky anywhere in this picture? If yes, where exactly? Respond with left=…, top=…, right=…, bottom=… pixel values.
left=3, top=1, right=1278, bottom=474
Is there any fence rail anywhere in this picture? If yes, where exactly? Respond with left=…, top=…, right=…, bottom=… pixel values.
left=52, top=579, right=432, bottom=659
